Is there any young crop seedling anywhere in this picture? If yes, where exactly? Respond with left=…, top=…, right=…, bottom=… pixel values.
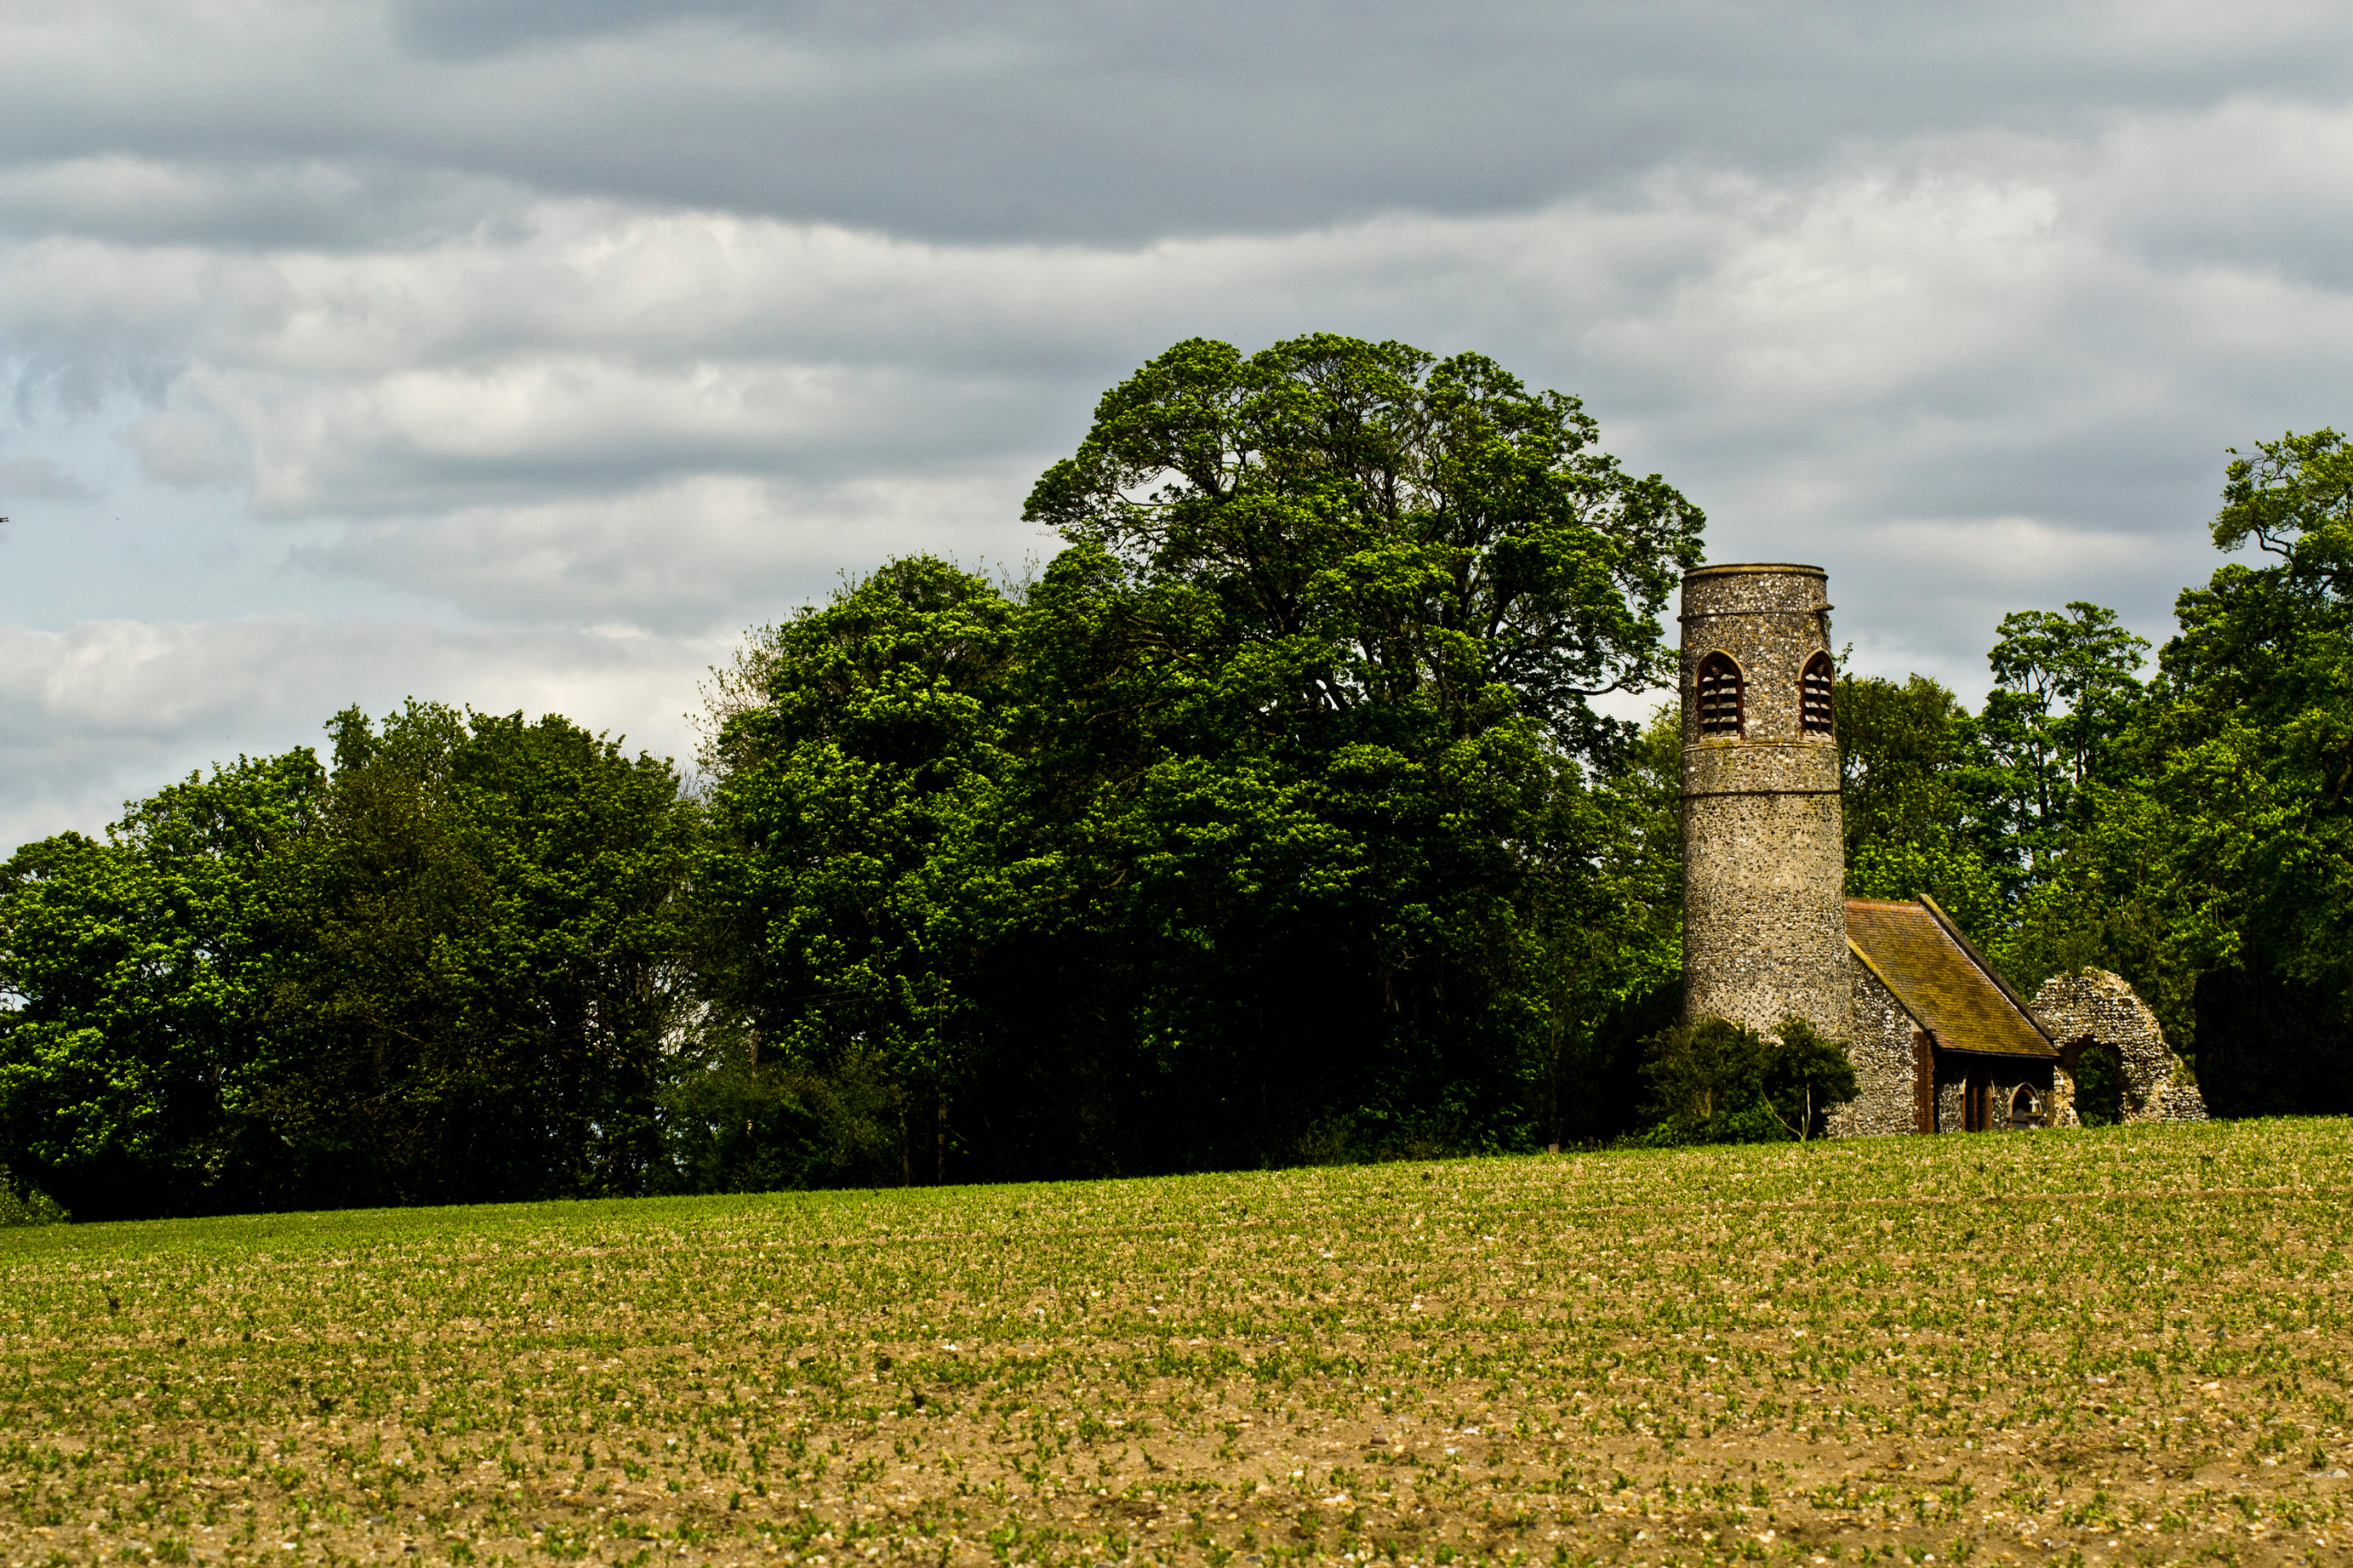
left=0, top=1121, right=2344, bottom=1565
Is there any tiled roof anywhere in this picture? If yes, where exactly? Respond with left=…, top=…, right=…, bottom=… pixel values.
left=1846, top=898, right=2056, bottom=1059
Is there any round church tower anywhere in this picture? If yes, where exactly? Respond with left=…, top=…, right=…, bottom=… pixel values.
left=1679, top=563, right=1850, bottom=1040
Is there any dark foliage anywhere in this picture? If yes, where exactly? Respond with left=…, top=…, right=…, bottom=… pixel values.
left=5, top=364, right=2353, bottom=1217
left=2193, top=961, right=2353, bottom=1120
left=2069, top=1042, right=2125, bottom=1128
left=1565, top=976, right=1682, bottom=1146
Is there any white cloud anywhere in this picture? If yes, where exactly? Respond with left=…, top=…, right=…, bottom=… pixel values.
left=0, top=616, right=717, bottom=851
left=127, top=408, right=248, bottom=488
left=312, top=467, right=1050, bottom=630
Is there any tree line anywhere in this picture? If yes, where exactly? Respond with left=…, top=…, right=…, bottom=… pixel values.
left=3, top=337, right=2348, bottom=1219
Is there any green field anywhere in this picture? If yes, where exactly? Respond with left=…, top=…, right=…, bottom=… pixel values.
left=1, top=1120, right=2349, bottom=1568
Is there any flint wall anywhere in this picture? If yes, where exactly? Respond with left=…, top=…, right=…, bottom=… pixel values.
left=1679, top=564, right=1851, bottom=1041
left=1826, top=961, right=1919, bottom=1138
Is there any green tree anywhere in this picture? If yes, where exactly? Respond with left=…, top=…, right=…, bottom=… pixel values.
left=1836, top=671, right=2009, bottom=936
left=1025, top=334, right=1701, bottom=750
left=0, top=752, right=323, bottom=1219
left=655, top=1015, right=901, bottom=1194
left=1983, top=432, right=2353, bottom=1097
left=0, top=706, right=700, bottom=1218
left=2150, top=430, right=2353, bottom=1113
left=1528, top=705, right=1683, bottom=1148
left=1008, top=334, right=1700, bottom=1166
left=263, top=704, right=701, bottom=1206
left=700, top=556, right=1019, bottom=1183
left=1638, top=1018, right=1759, bottom=1140
left=1830, top=609, right=2190, bottom=1045
left=1975, top=602, right=2151, bottom=876
left=1837, top=672, right=1973, bottom=858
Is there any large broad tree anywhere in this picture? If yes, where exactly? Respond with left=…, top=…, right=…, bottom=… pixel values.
left=1004, top=334, right=1702, bottom=1165
left=266, top=704, right=702, bottom=1206
left=699, top=556, right=1019, bottom=1187
left=701, top=335, right=1701, bottom=1176
left=1023, top=334, right=1699, bottom=751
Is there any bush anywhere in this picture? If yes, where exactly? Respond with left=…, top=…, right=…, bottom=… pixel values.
left=0, top=1174, right=67, bottom=1227
left=1761, top=1018, right=1861, bottom=1139
left=1636, top=1015, right=1858, bottom=1144
left=657, top=1019, right=902, bottom=1192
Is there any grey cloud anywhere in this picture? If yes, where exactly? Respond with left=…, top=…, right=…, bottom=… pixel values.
left=0, top=157, right=540, bottom=252
left=1, top=2, right=2349, bottom=248
left=3, top=0, right=2350, bottom=857
left=0, top=455, right=90, bottom=500
left=387, top=0, right=866, bottom=60
left=308, top=467, right=1054, bottom=632
left=223, top=359, right=1060, bottom=517
left=3, top=128, right=2337, bottom=659
left=2034, top=107, right=2353, bottom=293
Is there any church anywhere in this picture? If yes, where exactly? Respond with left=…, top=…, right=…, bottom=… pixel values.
left=1676, top=562, right=2207, bottom=1134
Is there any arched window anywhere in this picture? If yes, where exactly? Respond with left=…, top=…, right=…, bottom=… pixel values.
left=2009, top=1085, right=2046, bottom=1130
left=1696, top=653, right=1744, bottom=736
left=1801, top=651, right=1836, bottom=735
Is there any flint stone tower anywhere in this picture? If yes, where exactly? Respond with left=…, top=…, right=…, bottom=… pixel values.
left=1679, top=563, right=1850, bottom=1040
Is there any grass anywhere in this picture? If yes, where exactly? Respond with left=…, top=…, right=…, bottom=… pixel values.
left=0, top=1119, right=2348, bottom=1568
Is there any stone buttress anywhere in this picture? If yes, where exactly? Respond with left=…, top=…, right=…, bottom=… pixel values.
left=1679, top=563, right=1850, bottom=1041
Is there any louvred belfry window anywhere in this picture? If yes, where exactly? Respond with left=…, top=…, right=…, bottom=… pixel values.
left=1802, top=651, right=1836, bottom=734
left=1696, top=653, right=1744, bottom=736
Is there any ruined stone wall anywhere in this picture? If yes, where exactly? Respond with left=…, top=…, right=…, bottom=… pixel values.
left=1680, top=564, right=1850, bottom=1041
left=2047, top=1058, right=2079, bottom=1129
left=1826, top=959, right=1918, bottom=1138
left=2032, top=969, right=2209, bottom=1123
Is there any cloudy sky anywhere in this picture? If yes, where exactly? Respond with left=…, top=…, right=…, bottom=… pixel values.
left=4, top=0, right=2350, bottom=848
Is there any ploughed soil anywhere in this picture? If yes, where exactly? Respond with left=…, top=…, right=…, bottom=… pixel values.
left=0, top=1119, right=2345, bottom=1567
